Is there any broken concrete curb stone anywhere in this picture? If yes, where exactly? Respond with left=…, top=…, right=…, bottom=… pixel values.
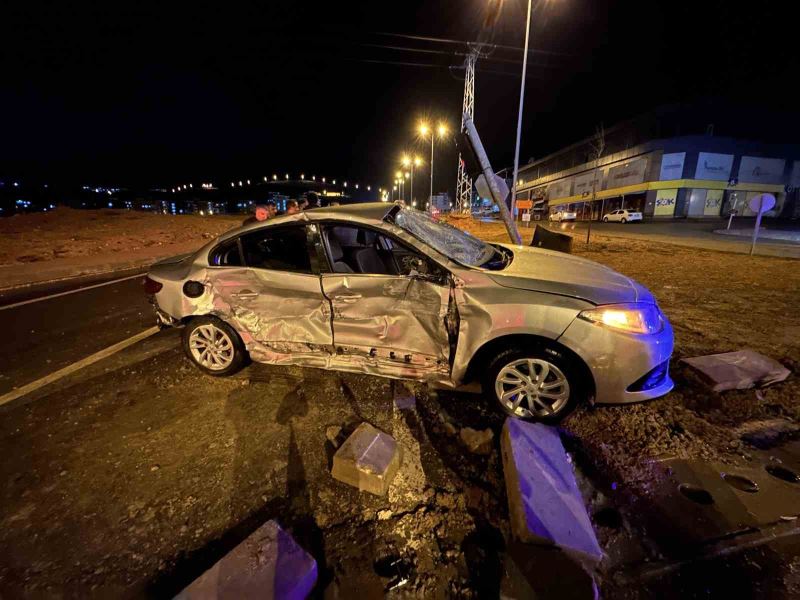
left=459, top=427, right=494, bottom=455
left=174, top=519, right=317, bottom=600
left=681, top=349, right=790, bottom=392
left=331, top=422, right=401, bottom=496
left=501, top=418, right=603, bottom=566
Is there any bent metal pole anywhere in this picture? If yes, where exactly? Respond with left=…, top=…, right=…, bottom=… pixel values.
left=463, top=115, right=522, bottom=245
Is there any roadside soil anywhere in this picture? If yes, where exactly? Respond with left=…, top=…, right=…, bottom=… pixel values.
left=0, top=214, right=798, bottom=598
left=0, top=209, right=242, bottom=287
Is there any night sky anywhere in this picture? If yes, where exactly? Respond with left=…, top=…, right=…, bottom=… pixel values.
left=1, top=0, right=796, bottom=193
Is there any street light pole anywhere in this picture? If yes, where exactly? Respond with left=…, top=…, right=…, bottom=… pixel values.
left=429, top=134, right=434, bottom=210
left=410, top=164, right=414, bottom=207
left=511, top=0, right=533, bottom=222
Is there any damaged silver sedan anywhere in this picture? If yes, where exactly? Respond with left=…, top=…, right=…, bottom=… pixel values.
left=145, top=202, right=673, bottom=421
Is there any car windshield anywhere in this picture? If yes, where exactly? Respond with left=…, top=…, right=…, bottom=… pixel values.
left=389, top=207, right=504, bottom=268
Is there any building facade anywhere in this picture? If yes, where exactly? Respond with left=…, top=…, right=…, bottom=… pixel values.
left=515, top=133, right=800, bottom=221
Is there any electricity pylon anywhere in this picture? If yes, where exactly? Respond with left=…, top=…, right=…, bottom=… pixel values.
left=456, top=49, right=478, bottom=213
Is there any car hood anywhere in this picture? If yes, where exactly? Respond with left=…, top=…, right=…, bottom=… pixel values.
left=486, top=244, right=654, bottom=305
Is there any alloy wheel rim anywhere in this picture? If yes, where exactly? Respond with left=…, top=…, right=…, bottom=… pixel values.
left=189, top=324, right=234, bottom=370
left=494, top=358, right=570, bottom=418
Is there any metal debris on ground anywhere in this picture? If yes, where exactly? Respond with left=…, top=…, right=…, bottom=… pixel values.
left=331, top=422, right=401, bottom=496
left=175, top=519, right=317, bottom=600
left=681, top=349, right=791, bottom=392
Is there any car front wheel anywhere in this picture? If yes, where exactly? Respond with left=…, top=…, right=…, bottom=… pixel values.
left=621, top=217, right=627, bottom=224
left=182, top=316, right=247, bottom=376
left=603, top=217, right=609, bottom=222
left=483, top=346, right=582, bottom=423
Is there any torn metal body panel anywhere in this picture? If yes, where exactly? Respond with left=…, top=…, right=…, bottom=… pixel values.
left=147, top=202, right=675, bottom=406
left=321, top=273, right=450, bottom=377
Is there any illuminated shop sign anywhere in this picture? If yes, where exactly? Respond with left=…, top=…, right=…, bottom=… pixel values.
left=694, top=153, right=733, bottom=181
left=659, top=152, right=685, bottom=180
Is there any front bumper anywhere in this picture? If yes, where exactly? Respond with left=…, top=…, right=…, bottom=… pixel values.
left=557, top=312, right=674, bottom=405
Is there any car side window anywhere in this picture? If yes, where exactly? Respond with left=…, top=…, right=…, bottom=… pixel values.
left=323, top=224, right=444, bottom=280
left=209, top=238, right=242, bottom=266
left=240, top=226, right=313, bottom=274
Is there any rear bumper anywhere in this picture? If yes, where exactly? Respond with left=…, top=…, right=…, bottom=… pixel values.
left=558, top=312, right=674, bottom=405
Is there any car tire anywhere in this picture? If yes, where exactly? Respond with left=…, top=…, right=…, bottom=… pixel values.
left=621, top=217, right=627, bottom=224
left=182, top=316, right=248, bottom=376
left=603, top=217, right=609, bottom=222
left=483, top=345, right=583, bottom=423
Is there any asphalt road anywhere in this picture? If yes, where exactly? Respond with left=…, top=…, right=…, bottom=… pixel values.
left=0, top=274, right=156, bottom=397
left=502, top=218, right=800, bottom=258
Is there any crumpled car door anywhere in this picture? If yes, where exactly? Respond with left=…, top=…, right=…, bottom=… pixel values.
left=205, top=268, right=333, bottom=366
left=320, top=273, right=451, bottom=377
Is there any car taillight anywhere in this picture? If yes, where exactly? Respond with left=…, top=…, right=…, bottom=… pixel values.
left=144, top=276, right=163, bottom=294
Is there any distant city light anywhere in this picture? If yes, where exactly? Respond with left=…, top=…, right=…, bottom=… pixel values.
left=246, top=179, right=250, bottom=185
left=273, top=174, right=277, bottom=180
left=238, top=181, right=243, bottom=186
left=285, top=173, right=289, bottom=180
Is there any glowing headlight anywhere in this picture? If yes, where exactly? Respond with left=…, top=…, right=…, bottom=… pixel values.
left=579, top=303, right=663, bottom=335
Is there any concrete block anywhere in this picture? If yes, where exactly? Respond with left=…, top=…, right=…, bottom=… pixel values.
left=175, top=520, right=317, bottom=600
left=501, top=419, right=603, bottom=565
left=331, top=422, right=401, bottom=496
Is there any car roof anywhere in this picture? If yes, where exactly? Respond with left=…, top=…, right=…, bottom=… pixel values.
left=305, top=201, right=397, bottom=222
left=215, top=201, right=400, bottom=242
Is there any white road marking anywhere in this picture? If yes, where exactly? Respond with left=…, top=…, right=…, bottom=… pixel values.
left=0, top=272, right=146, bottom=311
left=0, top=326, right=161, bottom=407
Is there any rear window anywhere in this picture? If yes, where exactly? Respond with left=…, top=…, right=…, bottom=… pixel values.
left=209, top=239, right=242, bottom=266
left=240, top=226, right=312, bottom=274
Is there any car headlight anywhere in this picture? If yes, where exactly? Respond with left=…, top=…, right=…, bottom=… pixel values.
left=579, top=303, right=664, bottom=335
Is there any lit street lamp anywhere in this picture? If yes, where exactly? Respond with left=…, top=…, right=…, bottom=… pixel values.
left=401, top=155, right=422, bottom=207
left=395, top=171, right=404, bottom=202
left=419, top=121, right=448, bottom=212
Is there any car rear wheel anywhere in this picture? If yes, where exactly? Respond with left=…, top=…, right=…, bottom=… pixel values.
left=483, top=346, right=582, bottom=423
left=182, top=316, right=247, bottom=376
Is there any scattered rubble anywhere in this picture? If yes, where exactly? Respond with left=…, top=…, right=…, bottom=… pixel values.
left=325, top=425, right=343, bottom=448
left=331, top=422, right=401, bottom=496
left=175, top=520, right=317, bottom=599
left=459, top=426, right=494, bottom=455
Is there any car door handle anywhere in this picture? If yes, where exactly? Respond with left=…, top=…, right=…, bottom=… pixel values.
left=232, top=289, right=259, bottom=299
left=333, top=293, right=362, bottom=303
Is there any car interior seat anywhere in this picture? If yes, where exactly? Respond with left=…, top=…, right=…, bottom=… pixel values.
left=327, top=234, right=354, bottom=273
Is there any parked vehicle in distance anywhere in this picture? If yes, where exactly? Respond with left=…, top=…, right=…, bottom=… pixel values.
left=603, top=209, right=642, bottom=223
left=146, top=202, right=673, bottom=422
left=548, top=210, right=577, bottom=222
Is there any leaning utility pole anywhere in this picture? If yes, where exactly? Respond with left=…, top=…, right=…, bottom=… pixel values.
left=456, top=50, right=478, bottom=213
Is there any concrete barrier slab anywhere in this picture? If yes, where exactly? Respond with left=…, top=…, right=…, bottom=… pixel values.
left=501, top=419, right=602, bottom=565
left=175, top=520, right=317, bottom=600
left=332, top=422, right=401, bottom=496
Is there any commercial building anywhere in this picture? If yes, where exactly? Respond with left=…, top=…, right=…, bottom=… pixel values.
left=515, top=112, right=800, bottom=221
